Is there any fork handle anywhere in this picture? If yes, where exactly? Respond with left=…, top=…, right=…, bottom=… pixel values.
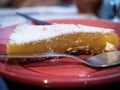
left=16, top=12, right=52, bottom=25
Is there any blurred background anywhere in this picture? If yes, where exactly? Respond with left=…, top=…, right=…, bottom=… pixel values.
left=0, top=0, right=120, bottom=90
left=0, top=0, right=120, bottom=28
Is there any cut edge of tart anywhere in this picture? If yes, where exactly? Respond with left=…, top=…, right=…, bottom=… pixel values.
left=7, top=24, right=119, bottom=56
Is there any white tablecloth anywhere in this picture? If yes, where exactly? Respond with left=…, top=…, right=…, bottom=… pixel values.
left=0, top=5, right=97, bottom=28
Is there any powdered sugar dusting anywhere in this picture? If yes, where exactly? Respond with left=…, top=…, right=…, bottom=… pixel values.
left=9, top=24, right=114, bottom=44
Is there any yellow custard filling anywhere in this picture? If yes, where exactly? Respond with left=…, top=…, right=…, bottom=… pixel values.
left=7, top=24, right=119, bottom=55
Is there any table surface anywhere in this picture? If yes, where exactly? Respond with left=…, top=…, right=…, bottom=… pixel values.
left=0, top=5, right=119, bottom=90
left=0, top=5, right=97, bottom=28
left=3, top=77, right=120, bottom=90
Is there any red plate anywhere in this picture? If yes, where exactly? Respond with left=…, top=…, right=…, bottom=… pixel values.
left=0, top=19, right=120, bottom=88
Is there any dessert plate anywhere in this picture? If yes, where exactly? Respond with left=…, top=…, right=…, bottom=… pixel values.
left=0, top=19, right=120, bottom=88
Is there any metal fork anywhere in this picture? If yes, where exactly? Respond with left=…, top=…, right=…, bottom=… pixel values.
left=4, top=13, right=120, bottom=68
left=0, top=51, right=120, bottom=67
left=16, top=12, right=52, bottom=25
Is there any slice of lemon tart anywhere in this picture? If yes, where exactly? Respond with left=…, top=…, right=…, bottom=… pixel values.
left=7, top=24, right=119, bottom=55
